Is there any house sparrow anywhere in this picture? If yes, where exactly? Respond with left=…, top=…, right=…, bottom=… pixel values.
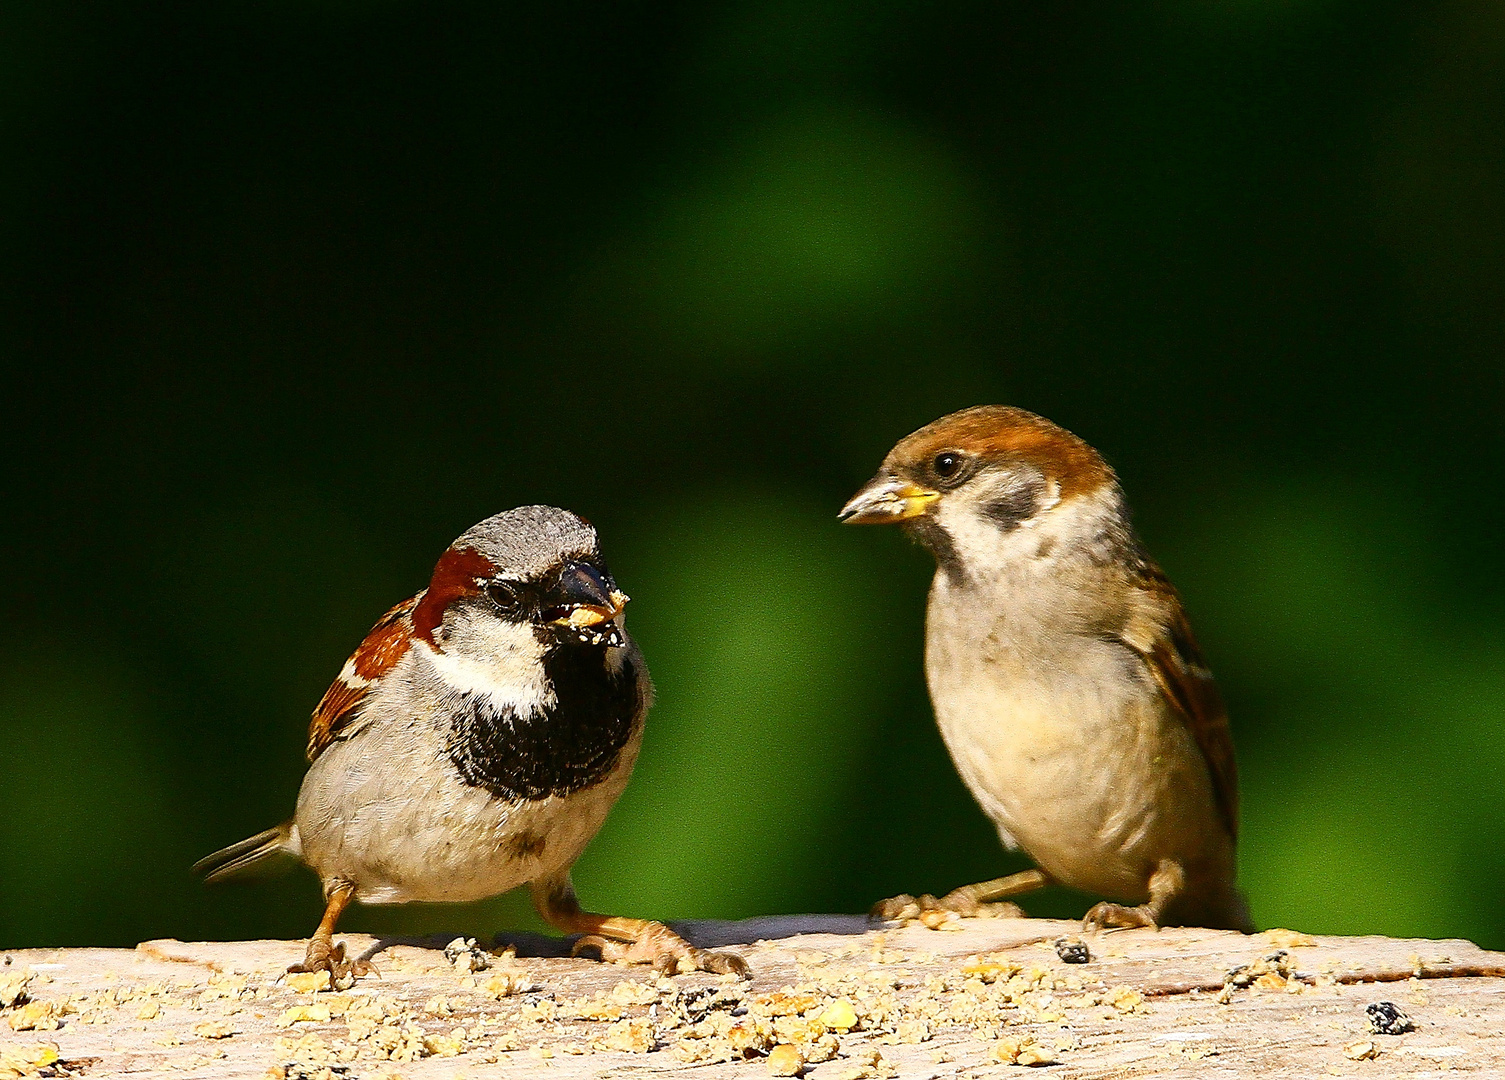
left=195, top=505, right=748, bottom=979
left=841, top=407, right=1252, bottom=932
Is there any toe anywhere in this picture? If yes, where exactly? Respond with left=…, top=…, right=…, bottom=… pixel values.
left=288, top=941, right=334, bottom=976
left=286, top=940, right=376, bottom=986
left=571, top=934, right=620, bottom=962
left=566, top=920, right=748, bottom=978
left=1082, top=901, right=1118, bottom=931
left=651, top=946, right=748, bottom=977
left=699, top=950, right=750, bottom=978
left=975, top=901, right=1026, bottom=919
left=940, top=894, right=981, bottom=918
left=1083, top=902, right=1157, bottom=932
left=870, top=894, right=921, bottom=922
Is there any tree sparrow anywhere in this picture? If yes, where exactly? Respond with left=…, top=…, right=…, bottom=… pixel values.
left=841, top=407, right=1252, bottom=932
left=196, top=506, right=748, bottom=978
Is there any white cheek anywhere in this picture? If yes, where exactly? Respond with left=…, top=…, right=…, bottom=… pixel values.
left=417, top=619, right=554, bottom=715
left=933, top=481, right=1048, bottom=569
left=936, top=481, right=1114, bottom=576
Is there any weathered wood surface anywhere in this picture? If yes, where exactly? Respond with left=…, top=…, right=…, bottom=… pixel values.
left=5, top=916, right=1505, bottom=1078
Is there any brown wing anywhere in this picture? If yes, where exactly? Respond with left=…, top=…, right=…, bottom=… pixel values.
left=305, top=595, right=420, bottom=762
left=1118, top=559, right=1240, bottom=841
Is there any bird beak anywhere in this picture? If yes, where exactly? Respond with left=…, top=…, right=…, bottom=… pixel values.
left=545, top=562, right=628, bottom=632
left=839, top=475, right=940, bottom=524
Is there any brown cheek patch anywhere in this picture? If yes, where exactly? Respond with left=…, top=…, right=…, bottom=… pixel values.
left=412, top=546, right=499, bottom=645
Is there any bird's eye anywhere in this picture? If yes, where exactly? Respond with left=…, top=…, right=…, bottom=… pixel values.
left=485, top=580, right=522, bottom=612
left=933, top=451, right=966, bottom=480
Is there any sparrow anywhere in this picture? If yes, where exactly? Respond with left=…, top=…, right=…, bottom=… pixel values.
left=841, top=406, right=1252, bottom=932
left=195, top=505, right=748, bottom=979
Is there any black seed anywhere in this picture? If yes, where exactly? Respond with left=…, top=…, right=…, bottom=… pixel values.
left=1055, top=937, right=1090, bottom=964
left=1366, top=1001, right=1414, bottom=1035
left=672, top=985, right=744, bottom=1025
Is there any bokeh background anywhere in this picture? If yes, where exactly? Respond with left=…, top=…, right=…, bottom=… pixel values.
left=3, top=0, right=1504, bottom=952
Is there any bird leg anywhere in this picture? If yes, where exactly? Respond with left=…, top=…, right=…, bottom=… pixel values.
left=288, top=880, right=376, bottom=984
left=1083, top=859, right=1185, bottom=932
left=530, top=876, right=749, bottom=978
left=871, top=868, right=1051, bottom=924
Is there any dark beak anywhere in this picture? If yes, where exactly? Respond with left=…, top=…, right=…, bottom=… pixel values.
left=556, top=562, right=616, bottom=611
left=544, top=561, right=629, bottom=644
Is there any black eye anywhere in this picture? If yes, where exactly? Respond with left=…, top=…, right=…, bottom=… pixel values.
left=933, top=451, right=965, bottom=480
left=485, top=580, right=523, bottom=612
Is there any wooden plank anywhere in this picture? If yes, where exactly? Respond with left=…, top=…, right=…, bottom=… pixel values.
left=4, top=917, right=1503, bottom=1078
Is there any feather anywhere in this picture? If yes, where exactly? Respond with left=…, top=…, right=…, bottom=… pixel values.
left=192, top=821, right=298, bottom=883
left=1119, top=555, right=1240, bottom=841
left=305, top=595, right=419, bottom=762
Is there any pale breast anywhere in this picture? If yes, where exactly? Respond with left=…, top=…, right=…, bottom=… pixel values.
left=925, top=575, right=1224, bottom=900
left=297, top=707, right=643, bottom=904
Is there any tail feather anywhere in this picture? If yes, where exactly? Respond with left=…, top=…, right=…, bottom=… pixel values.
left=193, top=821, right=300, bottom=884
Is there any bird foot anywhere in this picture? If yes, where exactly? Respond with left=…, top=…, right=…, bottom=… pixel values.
left=288, top=938, right=377, bottom=987
left=871, top=892, right=1025, bottom=927
left=572, top=922, right=749, bottom=978
left=1083, top=902, right=1159, bottom=932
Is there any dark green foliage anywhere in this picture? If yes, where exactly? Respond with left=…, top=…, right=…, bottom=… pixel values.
left=2, top=0, right=1502, bottom=949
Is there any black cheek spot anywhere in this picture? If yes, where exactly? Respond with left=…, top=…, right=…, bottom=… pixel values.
left=984, top=477, right=1045, bottom=531
left=1034, top=536, right=1057, bottom=559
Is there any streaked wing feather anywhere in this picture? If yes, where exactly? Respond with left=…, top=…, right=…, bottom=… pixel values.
left=305, top=595, right=419, bottom=762
left=1120, top=559, right=1239, bottom=841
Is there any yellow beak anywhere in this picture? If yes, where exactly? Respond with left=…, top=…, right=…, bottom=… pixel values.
left=838, top=476, right=940, bottom=524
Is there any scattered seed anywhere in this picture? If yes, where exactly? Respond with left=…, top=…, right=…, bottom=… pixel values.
left=1366, top=1002, right=1414, bottom=1035
left=767, top=1043, right=804, bottom=1076
left=1054, top=937, right=1090, bottom=964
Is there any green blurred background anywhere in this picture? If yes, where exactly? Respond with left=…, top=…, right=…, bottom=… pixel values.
left=3, top=1, right=1503, bottom=951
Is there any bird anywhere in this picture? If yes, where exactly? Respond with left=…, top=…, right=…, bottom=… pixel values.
left=195, top=505, right=748, bottom=979
left=840, top=406, right=1252, bottom=932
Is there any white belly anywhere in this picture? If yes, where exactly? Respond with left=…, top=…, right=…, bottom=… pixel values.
left=295, top=711, right=641, bottom=904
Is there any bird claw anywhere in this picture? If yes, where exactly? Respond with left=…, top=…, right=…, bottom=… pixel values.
left=1083, top=901, right=1159, bottom=933
left=288, top=939, right=378, bottom=986
left=675, top=948, right=751, bottom=978
left=940, top=892, right=1025, bottom=920
left=871, top=892, right=1024, bottom=926
left=870, top=893, right=924, bottom=922
left=571, top=924, right=749, bottom=978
